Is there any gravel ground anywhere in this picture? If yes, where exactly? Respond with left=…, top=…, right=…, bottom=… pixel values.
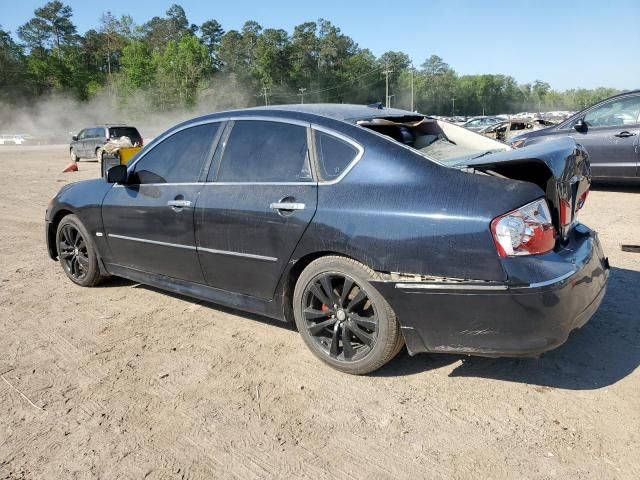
left=0, top=145, right=639, bottom=480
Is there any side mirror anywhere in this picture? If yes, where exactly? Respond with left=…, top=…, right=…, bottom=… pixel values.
left=574, top=118, right=587, bottom=132
left=72, top=135, right=78, bottom=141
left=106, top=164, right=128, bottom=184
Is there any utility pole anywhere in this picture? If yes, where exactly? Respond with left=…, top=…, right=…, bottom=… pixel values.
left=451, top=97, right=455, bottom=116
left=383, top=62, right=393, bottom=108
left=298, top=87, right=307, bottom=104
left=410, top=62, right=415, bottom=111
left=262, top=85, right=269, bottom=106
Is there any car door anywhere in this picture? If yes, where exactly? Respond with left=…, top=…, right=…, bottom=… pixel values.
left=569, top=94, right=640, bottom=178
left=101, top=122, right=222, bottom=282
left=196, top=118, right=318, bottom=299
left=82, top=128, right=97, bottom=157
left=74, top=129, right=87, bottom=156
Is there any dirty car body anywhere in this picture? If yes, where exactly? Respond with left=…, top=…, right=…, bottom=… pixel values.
left=46, top=104, right=609, bottom=368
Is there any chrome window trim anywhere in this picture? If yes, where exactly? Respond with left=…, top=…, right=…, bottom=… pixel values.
left=311, top=124, right=365, bottom=185
left=204, top=181, right=315, bottom=186
left=108, top=233, right=277, bottom=261
left=226, top=115, right=310, bottom=128
left=113, top=182, right=202, bottom=188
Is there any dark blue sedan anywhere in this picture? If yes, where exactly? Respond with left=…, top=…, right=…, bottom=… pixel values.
left=46, top=104, right=609, bottom=374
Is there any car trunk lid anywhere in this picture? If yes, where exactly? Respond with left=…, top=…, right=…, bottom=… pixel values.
left=451, top=137, right=591, bottom=241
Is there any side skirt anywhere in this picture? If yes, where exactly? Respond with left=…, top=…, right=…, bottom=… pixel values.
left=105, top=263, right=286, bottom=321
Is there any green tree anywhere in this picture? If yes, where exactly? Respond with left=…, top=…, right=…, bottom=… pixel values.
left=120, top=40, right=154, bottom=90
left=154, top=34, right=210, bottom=109
left=200, top=19, right=224, bottom=69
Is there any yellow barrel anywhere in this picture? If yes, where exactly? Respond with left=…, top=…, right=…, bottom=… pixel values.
left=119, top=146, right=142, bottom=165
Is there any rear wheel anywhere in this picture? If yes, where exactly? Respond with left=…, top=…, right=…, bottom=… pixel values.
left=95, top=147, right=104, bottom=162
left=293, top=256, right=403, bottom=375
left=56, top=214, right=105, bottom=287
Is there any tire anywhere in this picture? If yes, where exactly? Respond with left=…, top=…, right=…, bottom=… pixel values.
left=70, top=149, right=78, bottom=162
left=293, top=256, right=404, bottom=375
left=56, top=214, right=105, bottom=287
left=95, top=147, right=104, bottom=162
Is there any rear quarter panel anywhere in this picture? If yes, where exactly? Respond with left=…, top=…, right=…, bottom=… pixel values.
left=293, top=128, right=544, bottom=281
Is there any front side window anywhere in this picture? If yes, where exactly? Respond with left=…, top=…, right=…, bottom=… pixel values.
left=132, top=123, right=219, bottom=184
left=215, top=120, right=311, bottom=182
left=315, top=131, right=359, bottom=181
left=584, top=96, right=640, bottom=128
left=77, top=130, right=86, bottom=139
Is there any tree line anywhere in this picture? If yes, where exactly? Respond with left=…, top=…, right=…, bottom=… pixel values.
left=0, top=1, right=622, bottom=116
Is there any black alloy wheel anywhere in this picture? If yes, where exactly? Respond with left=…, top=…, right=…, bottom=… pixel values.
left=58, top=223, right=90, bottom=281
left=302, top=272, right=378, bottom=362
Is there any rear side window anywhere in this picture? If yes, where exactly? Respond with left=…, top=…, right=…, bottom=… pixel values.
left=314, top=131, right=359, bottom=181
left=109, top=127, right=141, bottom=142
left=90, top=128, right=105, bottom=138
left=215, top=120, right=312, bottom=182
left=132, top=123, right=219, bottom=184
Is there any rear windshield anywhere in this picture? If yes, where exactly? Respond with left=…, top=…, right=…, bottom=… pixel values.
left=357, top=116, right=509, bottom=165
left=109, top=127, right=141, bottom=141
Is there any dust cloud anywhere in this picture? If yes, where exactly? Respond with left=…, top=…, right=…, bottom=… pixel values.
left=0, top=76, right=253, bottom=144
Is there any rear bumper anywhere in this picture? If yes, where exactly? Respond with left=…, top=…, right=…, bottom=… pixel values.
left=372, top=225, right=609, bottom=357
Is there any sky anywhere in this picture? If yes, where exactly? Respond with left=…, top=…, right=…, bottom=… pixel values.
left=1, top=0, right=638, bottom=91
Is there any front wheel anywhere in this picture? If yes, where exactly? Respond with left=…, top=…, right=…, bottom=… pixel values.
left=56, top=214, right=105, bottom=287
left=293, top=256, right=404, bottom=375
left=70, top=149, right=78, bottom=162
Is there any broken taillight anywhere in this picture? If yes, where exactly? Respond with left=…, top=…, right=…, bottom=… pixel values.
left=559, top=198, right=572, bottom=227
left=491, top=198, right=556, bottom=257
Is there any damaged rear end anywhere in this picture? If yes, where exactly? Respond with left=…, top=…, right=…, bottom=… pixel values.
left=456, top=137, right=592, bottom=244
left=360, top=116, right=609, bottom=357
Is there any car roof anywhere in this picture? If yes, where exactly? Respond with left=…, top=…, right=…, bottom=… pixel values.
left=238, top=103, right=419, bottom=122
left=87, top=124, right=138, bottom=128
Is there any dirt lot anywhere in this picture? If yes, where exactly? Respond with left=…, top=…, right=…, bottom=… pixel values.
left=1, top=145, right=639, bottom=480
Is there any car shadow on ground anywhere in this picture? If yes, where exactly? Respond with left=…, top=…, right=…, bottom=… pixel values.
left=376, top=267, right=640, bottom=390
left=98, top=267, right=639, bottom=390
left=120, top=281, right=299, bottom=332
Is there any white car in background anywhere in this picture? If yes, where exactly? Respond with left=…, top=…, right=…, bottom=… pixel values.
left=0, top=134, right=34, bottom=145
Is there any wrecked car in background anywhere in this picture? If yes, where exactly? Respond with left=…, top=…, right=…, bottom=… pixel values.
left=479, top=118, right=556, bottom=142
left=511, top=90, right=640, bottom=180
left=46, top=104, right=609, bottom=374
left=462, top=116, right=504, bottom=132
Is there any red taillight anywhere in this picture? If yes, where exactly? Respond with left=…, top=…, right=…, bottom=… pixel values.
left=559, top=198, right=572, bottom=227
left=491, top=198, right=556, bottom=257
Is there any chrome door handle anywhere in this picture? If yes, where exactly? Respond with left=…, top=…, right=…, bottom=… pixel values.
left=270, top=202, right=305, bottom=211
left=614, top=131, right=635, bottom=138
left=167, top=200, right=192, bottom=208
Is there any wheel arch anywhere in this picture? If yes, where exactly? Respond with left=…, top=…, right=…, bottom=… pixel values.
left=279, top=250, right=368, bottom=323
left=47, top=208, right=74, bottom=259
